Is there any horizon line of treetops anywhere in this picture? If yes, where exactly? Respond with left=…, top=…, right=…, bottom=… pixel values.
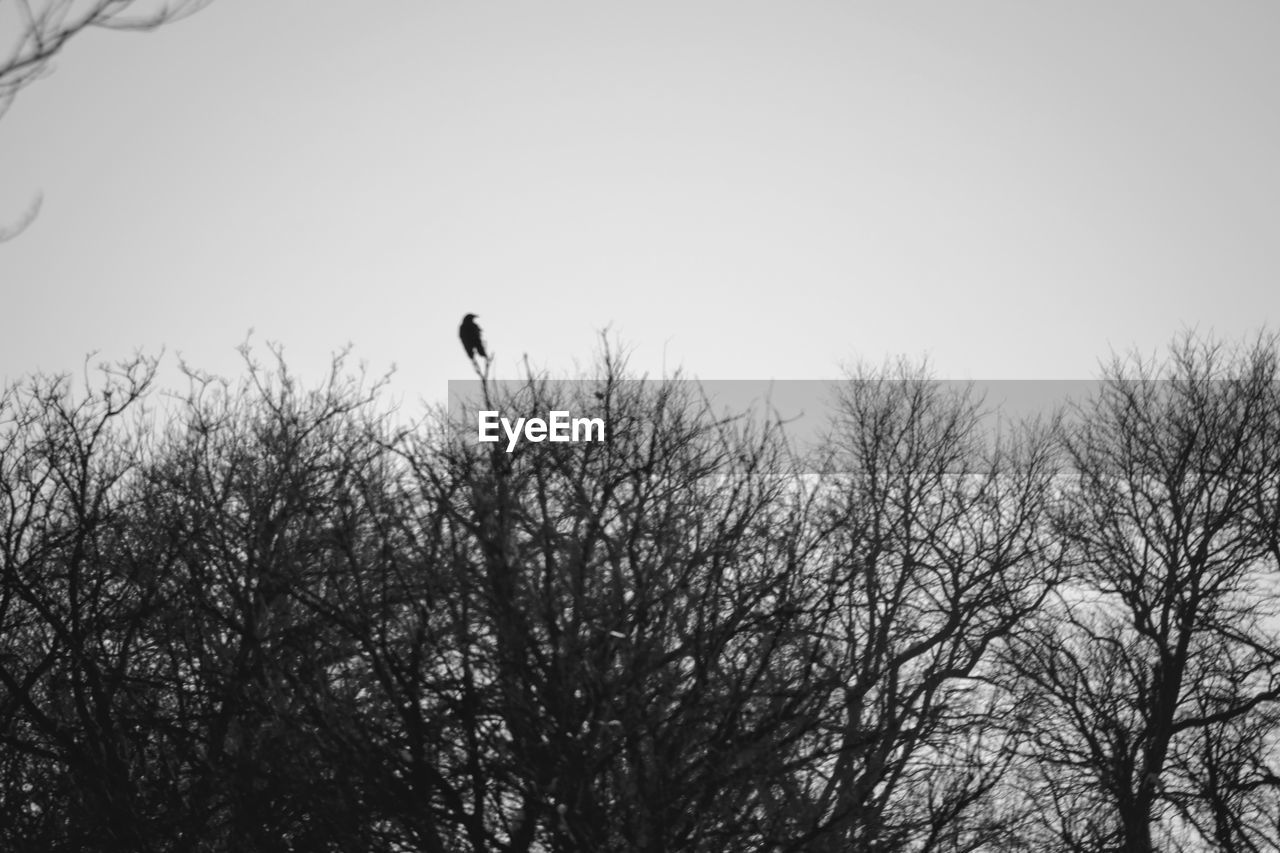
left=1, top=329, right=1279, bottom=852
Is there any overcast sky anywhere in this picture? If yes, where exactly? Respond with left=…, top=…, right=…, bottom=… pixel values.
left=2, top=1, right=1279, bottom=402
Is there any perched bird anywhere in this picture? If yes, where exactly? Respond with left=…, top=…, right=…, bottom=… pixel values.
left=459, top=313, right=487, bottom=360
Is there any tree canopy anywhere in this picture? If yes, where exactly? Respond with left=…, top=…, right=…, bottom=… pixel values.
left=1, top=334, right=1278, bottom=851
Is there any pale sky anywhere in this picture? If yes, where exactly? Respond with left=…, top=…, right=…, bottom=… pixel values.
left=2, top=1, right=1279, bottom=402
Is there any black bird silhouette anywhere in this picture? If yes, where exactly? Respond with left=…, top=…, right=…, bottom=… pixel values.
left=459, top=313, right=487, bottom=360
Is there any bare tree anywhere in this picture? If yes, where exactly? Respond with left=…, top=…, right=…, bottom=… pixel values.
left=7, top=333, right=1277, bottom=851
left=382, top=358, right=832, bottom=852
left=0, top=347, right=404, bottom=851
left=1004, top=333, right=1280, bottom=852
left=783, top=365, right=1065, bottom=852
left=131, top=346, right=397, bottom=851
left=0, top=355, right=164, bottom=851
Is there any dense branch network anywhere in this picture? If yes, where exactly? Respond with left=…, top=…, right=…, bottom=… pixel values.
left=1, top=332, right=1279, bottom=851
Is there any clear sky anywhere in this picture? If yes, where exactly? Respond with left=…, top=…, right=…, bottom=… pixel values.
left=2, top=1, right=1279, bottom=402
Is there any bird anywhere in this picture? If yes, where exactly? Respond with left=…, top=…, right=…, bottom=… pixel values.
left=459, top=313, right=487, bottom=360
